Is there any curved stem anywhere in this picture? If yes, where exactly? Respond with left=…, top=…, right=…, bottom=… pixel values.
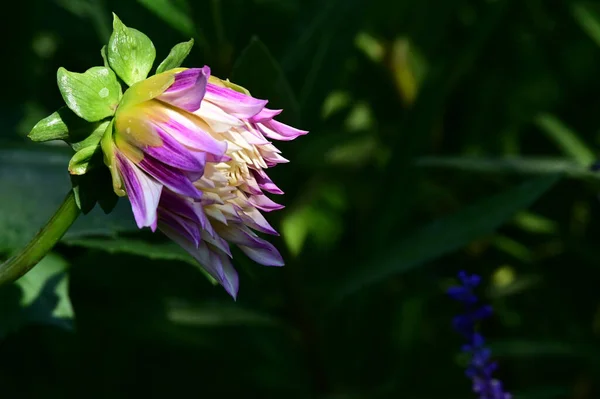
left=0, top=191, right=80, bottom=286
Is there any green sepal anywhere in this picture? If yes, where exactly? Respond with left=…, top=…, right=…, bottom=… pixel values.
left=68, top=146, right=98, bottom=175
left=71, top=120, right=111, bottom=152
left=69, top=119, right=119, bottom=214
left=118, top=72, right=175, bottom=111
left=100, top=119, right=126, bottom=197
left=28, top=107, right=110, bottom=150
left=67, top=116, right=112, bottom=174
left=222, top=79, right=251, bottom=96
left=156, top=39, right=194, bottom=74
left=71, top=153, right=119, bottom=215
left=107, top=13, right=156, bottom=86
left=57, top=66, right=122, bottom=122
left=100, top=45, right=109, bottom=68
left=28, top=108, right=72, bottom=142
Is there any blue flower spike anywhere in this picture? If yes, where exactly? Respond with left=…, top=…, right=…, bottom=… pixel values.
left=447, top=271, right=512, bottom=399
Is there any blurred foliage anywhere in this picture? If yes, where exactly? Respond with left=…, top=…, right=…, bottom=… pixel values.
left=4, top=0, right=600, bottom=398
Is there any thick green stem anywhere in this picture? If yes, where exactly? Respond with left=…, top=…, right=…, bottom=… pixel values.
left=0, top=191, right=80, bottom=286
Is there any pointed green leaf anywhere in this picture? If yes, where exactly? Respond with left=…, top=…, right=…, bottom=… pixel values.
left=415, top=156, right=600, bottom=181
left=573, top=2, right=600, bottom=47
left=156, top=39, right=194, bottom=74
left=107, top=13, right=156, bottom=86
left=57, top=66, right=122, bottom=122
left=330, top=176, right=559, bottom=304
left=137, top=0, right=195, bottom=38
left=534, top=113, right=594, bottom=166
left=63, top=237, right=218, bottom=285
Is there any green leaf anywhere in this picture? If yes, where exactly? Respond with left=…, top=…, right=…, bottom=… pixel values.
left=15, top=252, right=73, bottom=321
left=156, top=39, right=194, bottom=74
left=513, top=211, right=558, bottom=235
left=57, top=66, right=121, bottom=122
left=107, top=13, right=156, bottom=86
left=573, top=2, right=600, bottom=47
left=330, top=176, right=559, bottom=304
left=231, top=37, right=300, bottom=124
left=415, top=156, right=600, bottom=181
left=534, top=113, right=594, bottom=166
left=0, top=253, right=73, bottom=338
left=0, top=147, right=136, bottom=254
left=63, top=237, right=218, bottom=285
left=65, top=237, right=194, bottom=263
left=508, top=387, right=572, bottom=399
left=28, top=107, right=109, bottom=150
left=489, top=339, right=593, bottom=358
left=137, top=0, right=195, bottom=38
left=166, top=300, right=281, bottom=327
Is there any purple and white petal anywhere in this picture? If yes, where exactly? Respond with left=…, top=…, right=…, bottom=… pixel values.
left=248, top=194, right=284, bottom=212
left=250, top=108, right=282, bottom=123
left=196, top=101, right=245, bottom=133
left=158, top=67, right=210, bottom=112
left=144, top=128, right=206, bottom=174
left=239, top=243, right=284, bottom=267
left=159, top=224, right=239, bottom=298
left=201, top=230, right=232, bottom=257
left=215, top=224, right=284, bottom=266
left=257, top=120, right=308, bottom=141
left=251, top=169, right=284, bottom=195
left=139, top=156, right=201, bottom=199
left=159, top=189, right=202, bottom=223
left=153, top=108, right=227, bottom=161
left=212, top=250, right=240, bottom=299
left=159, top=208, right=201, bottom=246
left=117, top=153, right=162, bottom=230
left=241, top=180, right=263, bottom=196
left=205, top=83, right=267, bottom=119
left=238, top=206, right=279, bottom=236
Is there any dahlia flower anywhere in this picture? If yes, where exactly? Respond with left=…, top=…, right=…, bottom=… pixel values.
left=102, top=67, right=306, bottom=297
left=23, top=14, right=306, bottom=298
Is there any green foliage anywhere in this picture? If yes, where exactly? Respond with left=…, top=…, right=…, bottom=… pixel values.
left=0, top=148, right=135, bottom=253
left=27, top=107, right=115, bottom=213
left=232, top=38, right=300, bottom=124
left=0, top=253, right=73, bottom=339
left=138, top=0, right=195, bottom=38
left=331, top=176, right=559, bottom=304
left=573, top=2, right=600, bottom=47
left=4, top=1, right=600, bottom=398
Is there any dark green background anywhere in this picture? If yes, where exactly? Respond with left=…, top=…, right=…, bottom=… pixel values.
left=2, top=0, right=600, bottom=398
